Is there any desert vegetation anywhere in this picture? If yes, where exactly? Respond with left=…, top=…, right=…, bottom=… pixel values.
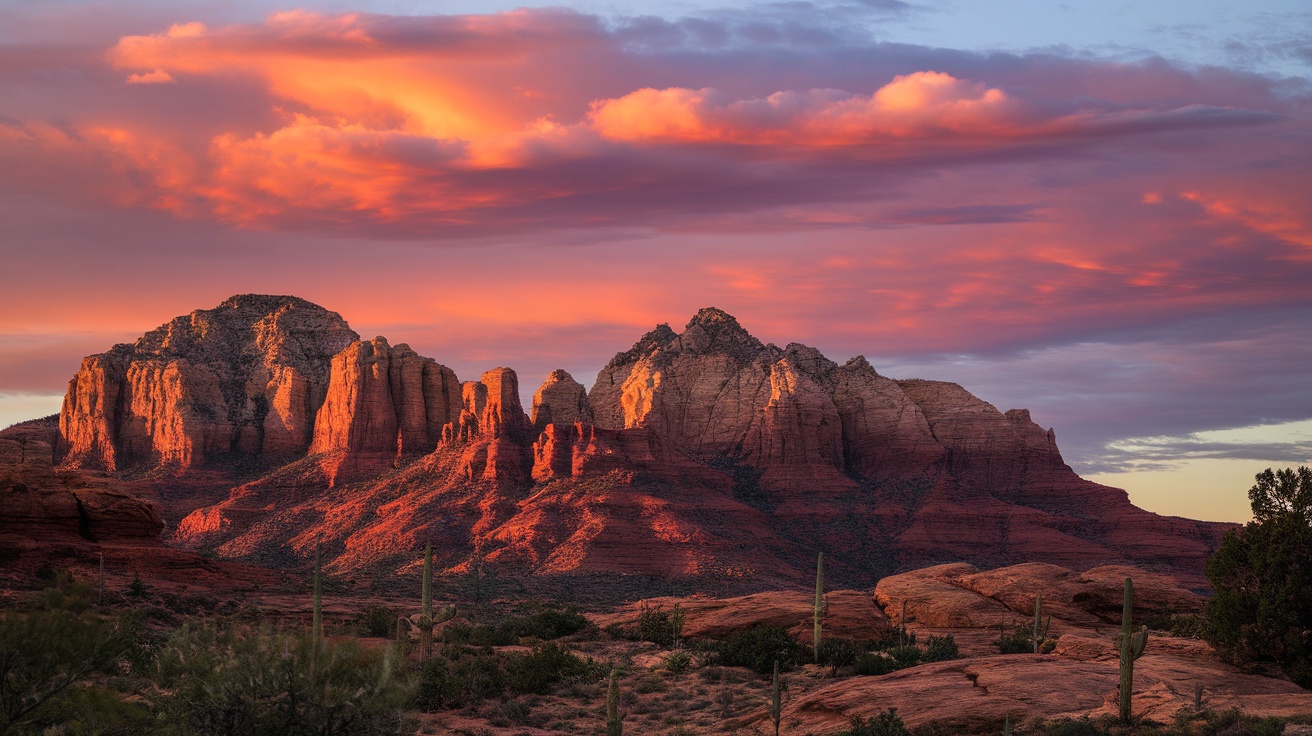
left=2, top=468, right=1311, bottom=735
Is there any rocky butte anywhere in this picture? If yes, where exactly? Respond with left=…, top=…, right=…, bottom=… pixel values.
left=6, top=295, right=1231, bottom=591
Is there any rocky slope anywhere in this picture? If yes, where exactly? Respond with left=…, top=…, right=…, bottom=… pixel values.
left=50, top=297, right=1232, bottom=590
left=0, top=417, right=284, bottom=591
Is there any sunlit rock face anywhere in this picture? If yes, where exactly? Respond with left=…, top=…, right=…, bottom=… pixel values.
left=61, top=298, right=1232, bottom=591
left=309, top=337, right=461, bottom=457
left=58, top=295, right=358, bottom=470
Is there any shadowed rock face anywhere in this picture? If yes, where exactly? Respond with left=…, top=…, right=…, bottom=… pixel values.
left=58, top=295, right=359, bottom=471
left=57, top=299, right=1232, bottom=589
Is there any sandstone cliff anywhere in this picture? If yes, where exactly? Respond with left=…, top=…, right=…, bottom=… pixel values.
left=58, top=295, right=358, bottom=470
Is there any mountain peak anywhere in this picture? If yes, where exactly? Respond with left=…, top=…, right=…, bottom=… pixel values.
left=679, top=307, right=765, bottom=360
left=215, top=294, right=328, bottom=313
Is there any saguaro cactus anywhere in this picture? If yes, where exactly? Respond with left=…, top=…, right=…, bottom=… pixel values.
left=770, top=659, right=782, bottom=736
left=421, top=542, right=433, bottom=661
left=1033, top=593, right=1051, bottom=653
left=1118, top=577, right=1149, bottom=724
left=813, top=552, right=824, bottom=662
left=607, top=669, right=622, bottom=736
left=312, top=542, right=323, bottom=644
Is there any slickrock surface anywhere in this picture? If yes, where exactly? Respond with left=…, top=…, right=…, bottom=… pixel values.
left=775, top=652, right=1312, bottom=734
left=58, top=298, right=1235, bottom=588
left=873, top=562, right=1205, bottom=630
left=591, top=588, right=891, bottom=642
left=771, top=562, right=1309, bottom=734
left=59, top=295, right=358, bottom=470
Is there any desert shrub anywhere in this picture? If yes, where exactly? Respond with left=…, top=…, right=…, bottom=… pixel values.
left=923, top=634, right=959, bottom=662
left=886, top=644, right=922, bottom=668
left=36, top=572, right=97, bottom=614
left=818, top=637, right=863, bottom=671
left=714, top=625, right=804, bottom=674
left=155, top=623, right=413, bottom=735
left=1165, top=613, right=1208, bottom=640
left=505, top=642, right=598, bottom=694
left=662, top=649, right=692, bottom=674
left=1032, top=716, right=1112, bottom=736
left=637, top=602, right=674, bottom=646
left=416, top=646, right=506, bottom=710
left=853, top=652, right=898, bottom=676
left=491, top=697, right=538, bottom=727
left=126, top=573, right=148, bottom=599
left=508, top=609, right=590, bottom=640
left=1187, top=708, right=1285, bottom=736
left=356, top=604, right=395, bottom=638
left=443, top=609, right=590, bottom=647
left=13, top=683, right=156, bottom=735
left=997, top=623, right=1036, bottom=654
left=834, top=708, right=910, bottom=736
left=0, top=608, right=129, bottom=734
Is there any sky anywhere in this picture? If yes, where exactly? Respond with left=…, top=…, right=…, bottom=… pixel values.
left=1, top=0, right=1309, bottom=523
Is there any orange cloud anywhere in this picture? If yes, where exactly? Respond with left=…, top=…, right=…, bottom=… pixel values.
left=589, top=72, right=1040, bottom=144
left=125, top=69, right=174, bottom=84
left=0, top=10, right=1263, bottom=232
left=1181, top=191, right=1312, bottom=250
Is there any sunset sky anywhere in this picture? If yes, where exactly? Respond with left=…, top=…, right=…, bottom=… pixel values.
left=1, top=0, right=1309, bottom=523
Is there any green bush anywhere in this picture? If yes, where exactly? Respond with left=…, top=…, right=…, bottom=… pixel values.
left=1183, top=708, right=1286, bottom=736
left=505, top=641, right=598, bottom=694
left=13, top=683, right=156, bottom=735
left=663, top=649, right=692, bottom=674
left=923, top=634, right=959, bottom=662
left=0, top=608, right=127, bottom=734
left=997, top=623, right=1036, bottom=654
left=443, top=609, right=590, bottom=646
left=853, top=652, right=897, bottom=676
left=416, top=646, right=506, bottom=710
left=886, top=644, right=922, bottom=668
left=714, top=625, right=804, bottom=674
left=637, top=602, right=674, bottom=646
left=833, top=708, right=910, bottom=736
left=817, top=637, right=862, bottom=671
left=356, top=604, right=395, bottom=638
left=155, top=623, right=413, bottom=735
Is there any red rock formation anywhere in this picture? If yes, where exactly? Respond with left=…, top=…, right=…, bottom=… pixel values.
left=56, top=301, right=1234, bottom=590
left=309, top=337, right=461, bottom=457
left=530, top=369, right=593, bottom=432
left=59, top=295, right=358, bottom=470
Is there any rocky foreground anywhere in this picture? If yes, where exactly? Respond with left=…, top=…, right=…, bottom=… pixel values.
left=0, top=293, right=1235, bottom=592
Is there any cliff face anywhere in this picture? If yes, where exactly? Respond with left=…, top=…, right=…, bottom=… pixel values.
left=58, top=295, right=358, bottom=470
left=57, top=298, right=1232, bottom=589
